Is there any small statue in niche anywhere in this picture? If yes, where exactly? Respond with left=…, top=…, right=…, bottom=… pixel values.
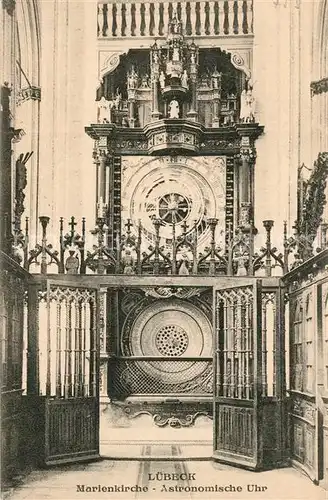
left=153, top=50, right=159, bottom=65
left=65, top=250, right=79, bottom=274
left=211, top=70, right=221, bottom=90
left=159, top=71, right=166, bottom=89
left=140, top=74, right=150, bottom=88
left=178, top=254, right=190, bottom=275
left=127, top=67, right=138, bottom=89
left=168, top=100, right=180, bottom=119
left=98, top=96, right=110, bottom=123
left=172, top=41, right=180, bottom=62
left=181, top=70, right=188, bottom=89
left=113, top=89, right=122, bottom=110
left=122, top=248, right=135, bottom=274
left=235, top=254, right=248, bottom=277
left=199, top=73, right=210, bottom=88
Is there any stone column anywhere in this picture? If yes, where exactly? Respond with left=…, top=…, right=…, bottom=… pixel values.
left=128, top=99, right=136, bottom=127
left=1, top=1, right=16, bottom=252
left=212, top=99, right=220, bottom=128
left=14, top=0, right=42, bottom=246
left=187, top=77, right=198, bottom=121
left=94, top=136, right=108, bottom=218
left=39, top=0, right=98, bottom=230
left=187, top=51, right=198, bottom=121
left=238, top=137, right=256, bottom=231
left=151, top=77, right=161, bottom=120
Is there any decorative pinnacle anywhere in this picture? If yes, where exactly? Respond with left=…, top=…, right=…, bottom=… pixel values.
left=39, top=216, right=50, bottom=229
left=263, top=220, right=274, bottom=231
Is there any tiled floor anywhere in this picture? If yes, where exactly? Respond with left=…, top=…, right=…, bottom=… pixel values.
left=4, top=454, right=327, bottom=500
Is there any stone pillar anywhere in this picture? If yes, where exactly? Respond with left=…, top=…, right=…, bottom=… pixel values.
left=150, top=44, right=161, bottom=121
left=94, top=136, right=110, bottom=220
left=14, top=0, right=42, bottom=247
left=128, top=99, right=136, bottom=127
left=151, top=77, right=161, bottom=120
left=187, top=50, right=198, bottom=121
left=237, top=135, right=257, bottom=231
left=99, top=154, right=107, bottom=209
left=1, top=0, right=16, bottom=85
left=39, top=0, right=98, bottom=233
left=187, top=78, right=198, bottom=121
left=252, top=0, right=292, bottom=241
left=1, top=1, right=16, bottom=252
left=212, top=100, right=220, bottom=128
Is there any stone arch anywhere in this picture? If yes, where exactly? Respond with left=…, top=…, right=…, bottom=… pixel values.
left=312, top=0, right=328, bottom=80
left=15, top=0, right=41, bottom=87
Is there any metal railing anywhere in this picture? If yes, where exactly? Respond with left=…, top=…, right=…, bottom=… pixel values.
left=12, top=212, right=328, bottom=276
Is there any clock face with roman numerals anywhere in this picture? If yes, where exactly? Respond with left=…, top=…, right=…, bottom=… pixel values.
left=121, top=156, right=226, bottom=251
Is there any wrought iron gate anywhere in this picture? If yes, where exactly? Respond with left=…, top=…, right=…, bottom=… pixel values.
left=27, top=280, right=100, bottom=465
left=213, top=280, right=263, bottom=469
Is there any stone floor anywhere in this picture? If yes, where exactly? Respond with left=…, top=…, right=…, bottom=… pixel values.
left=4, top=453, right=326, bottom=500
left=99, top=404, right=213, bottom=459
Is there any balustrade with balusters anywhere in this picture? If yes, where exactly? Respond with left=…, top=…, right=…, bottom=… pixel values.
left=97, top=1, right=253, bottom=38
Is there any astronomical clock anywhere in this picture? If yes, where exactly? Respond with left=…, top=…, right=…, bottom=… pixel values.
left=86, top=12, right=263, bottom=425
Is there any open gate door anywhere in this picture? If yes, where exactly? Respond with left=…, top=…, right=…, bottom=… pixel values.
left=213, top=280, right=263, bottom=470
left=42, top=280, right=100, bottom=465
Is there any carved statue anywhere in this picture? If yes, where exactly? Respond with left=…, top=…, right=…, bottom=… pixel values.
left=98, top=96, right=110, bottom=123
left=178, top=255, right=189, bottom=275
left=159, top=71, right=166, bottom=89
left=168, top=100, right=180, bottom=119
left=199, top=73, right=209, bottom=88
left=127, top=67, right=138, bottom=89
left=240, top=88, right=255, bottom=123
left=65, top=250, right=79, bottom=274
left=16, top=156, right=28, bottom=193
left=15, top=152, right=33, bottom=228
left=153, top=50, right=159, bottom=64
left=181, top=70, right=188, bottom=89
left=140, top=74, right=150, bottom=88
left=245, top=89, right=255, bottom=122
left=114, top=90, right=122, bottom=109
left=122, top=249, right=135, bottom=274
left=235, top=254, right=247, bottom=277
left=211, top=70, right=221, bottom=90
